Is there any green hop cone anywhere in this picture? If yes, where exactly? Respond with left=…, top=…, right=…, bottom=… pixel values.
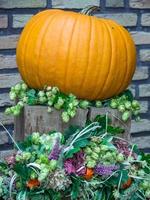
left=84, top=147, right=93, bottom=155
left=46, top=86, right=52, bottom=91
left=5, top=108, right=11, bottom=115
left=118, top=104, right=125, bottom=113
left=93, top=147, right=101, bottom=154
left=86, top=160, right=96, bottom=168
left=91, top=152, right=99, bottom=160
left=138, top=170, right=145, bottom=177
left=133, top=110, right=139, bottom=116
left=62, top=111, right=70, bottom=123
left=21, top=83, right=28, bottom=91
left=116, top=153, right=124, bottom=162
left=54, top=103, right=62, bottom=110
left=69, top=110, right=76, bottom=118
left=22, top=96, right=28, bottom=103
left=67, top=108, right=76, bottom=118
left=100, top=145, right=109, bottom=151
left=46, top=91, right=52, bottom=97
left=141, top=181, right=149, bottom=190
left=14, top=83, right=22, bottom=92
left=38, top=169, right=49, bottom=182
left=132, top=100, right=140, bottom=109
left=32, top=132, right=40, bottom=144
left=113, top=189, right=120, bottom=199
left=38, top=91, right=45, bottom=97
left=49, top=160, right=58, bottom=171
left=17, top=101, right=24, bottom=108
left=48, top=100, right=53, bottom=106
left=110, top=99, right=118, bottom=109
left=15, top=154, right=23, bottom=162
left=72, top=99, right=79, bottom=106
left=79, top=100, right=90, bottom=109
left=47, top=107, right=52, bottom=113
left=39, top=96, right=47, bottom=104
left=30, top=172, right=37, bottom=179
left=145, top=190, right=150, bottom=198
left=103, top=152, right=112, bottom=160
left=51, top=87, right=59, bottom=94
left=39, top=155, right=49, bottom=164
left=13, top=108, right=20, bottom=116
left=22, top=152, right=31, bottom=160
left=57, top=97, right=64, bottom=106
left=19, top=91, right=26, bottom=98
left=122, top=111, right=131, bottom=122
left=124, top=101, right=132, bottom=110
left=9, top=91, right=17, bottom=100
left=95, top=101, right=102, bottom=108
left=85, top=156, right=92, bottom=163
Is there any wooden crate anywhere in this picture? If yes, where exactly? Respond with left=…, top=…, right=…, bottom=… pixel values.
left=14, top=105, right=131, bottom=142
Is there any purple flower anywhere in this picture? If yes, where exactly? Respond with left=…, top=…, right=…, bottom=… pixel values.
left=95, top=164, right=119, bottom=176
left=48, top=138, right=62, bottom=160
left=64, top=159, right=76, bottom=174
left=64, top=151, right=86, bottom=176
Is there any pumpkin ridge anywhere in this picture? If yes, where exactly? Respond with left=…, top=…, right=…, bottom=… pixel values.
left=90, top=19, right=105, bottom=99
left=105, top=21, right=127, bottom=97
left=64, top=14, right=79, bottom=92
left=17, top=14, right=42, bottom=87
left=116, top=26, right=136, bottom=94
left=89, top=18, right=100, bottom=99
left=95, top=19, right=113, bottom=99
left=24, top=15, right=47, bottom=88
left=52, top=13, right=72, bottom=88
left=25, top=12, right=53, bottom=88
left=79, top=15, right=92, bottom=95
left=36, top=13, right=58, bottom=88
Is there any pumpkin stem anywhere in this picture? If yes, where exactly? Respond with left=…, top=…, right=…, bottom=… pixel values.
left=80, top=6, right=100, bottom=16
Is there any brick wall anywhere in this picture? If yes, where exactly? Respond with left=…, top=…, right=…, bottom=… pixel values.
left=0, top=0, right=150, bottom=153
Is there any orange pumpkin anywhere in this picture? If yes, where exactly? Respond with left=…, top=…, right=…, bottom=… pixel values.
left=16, top=6, right=136, bottom=100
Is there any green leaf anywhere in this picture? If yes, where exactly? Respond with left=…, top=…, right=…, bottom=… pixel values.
left=94, top=190, right=103, bottom=200
left=13, top=163, right=31, bottom=181
left=64, top=125, right=80, bottom=141
left=26, top=89, right=38, bottom=105
left=141, top=152, right=150, bottom=164
left=65, top=147, right=81, bottom=159
left=108, top=170, right=129, bottom=186
left=71, top=176, right=81, bottom=200
left=107, top=125, right=124, bottom=135
left=122, top=90, right=134, bottom=102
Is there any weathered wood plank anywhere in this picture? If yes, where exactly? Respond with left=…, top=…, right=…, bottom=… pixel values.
left=23, top=106, right=88, bottom=138
left=14, top=105, right=131, bottom=141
